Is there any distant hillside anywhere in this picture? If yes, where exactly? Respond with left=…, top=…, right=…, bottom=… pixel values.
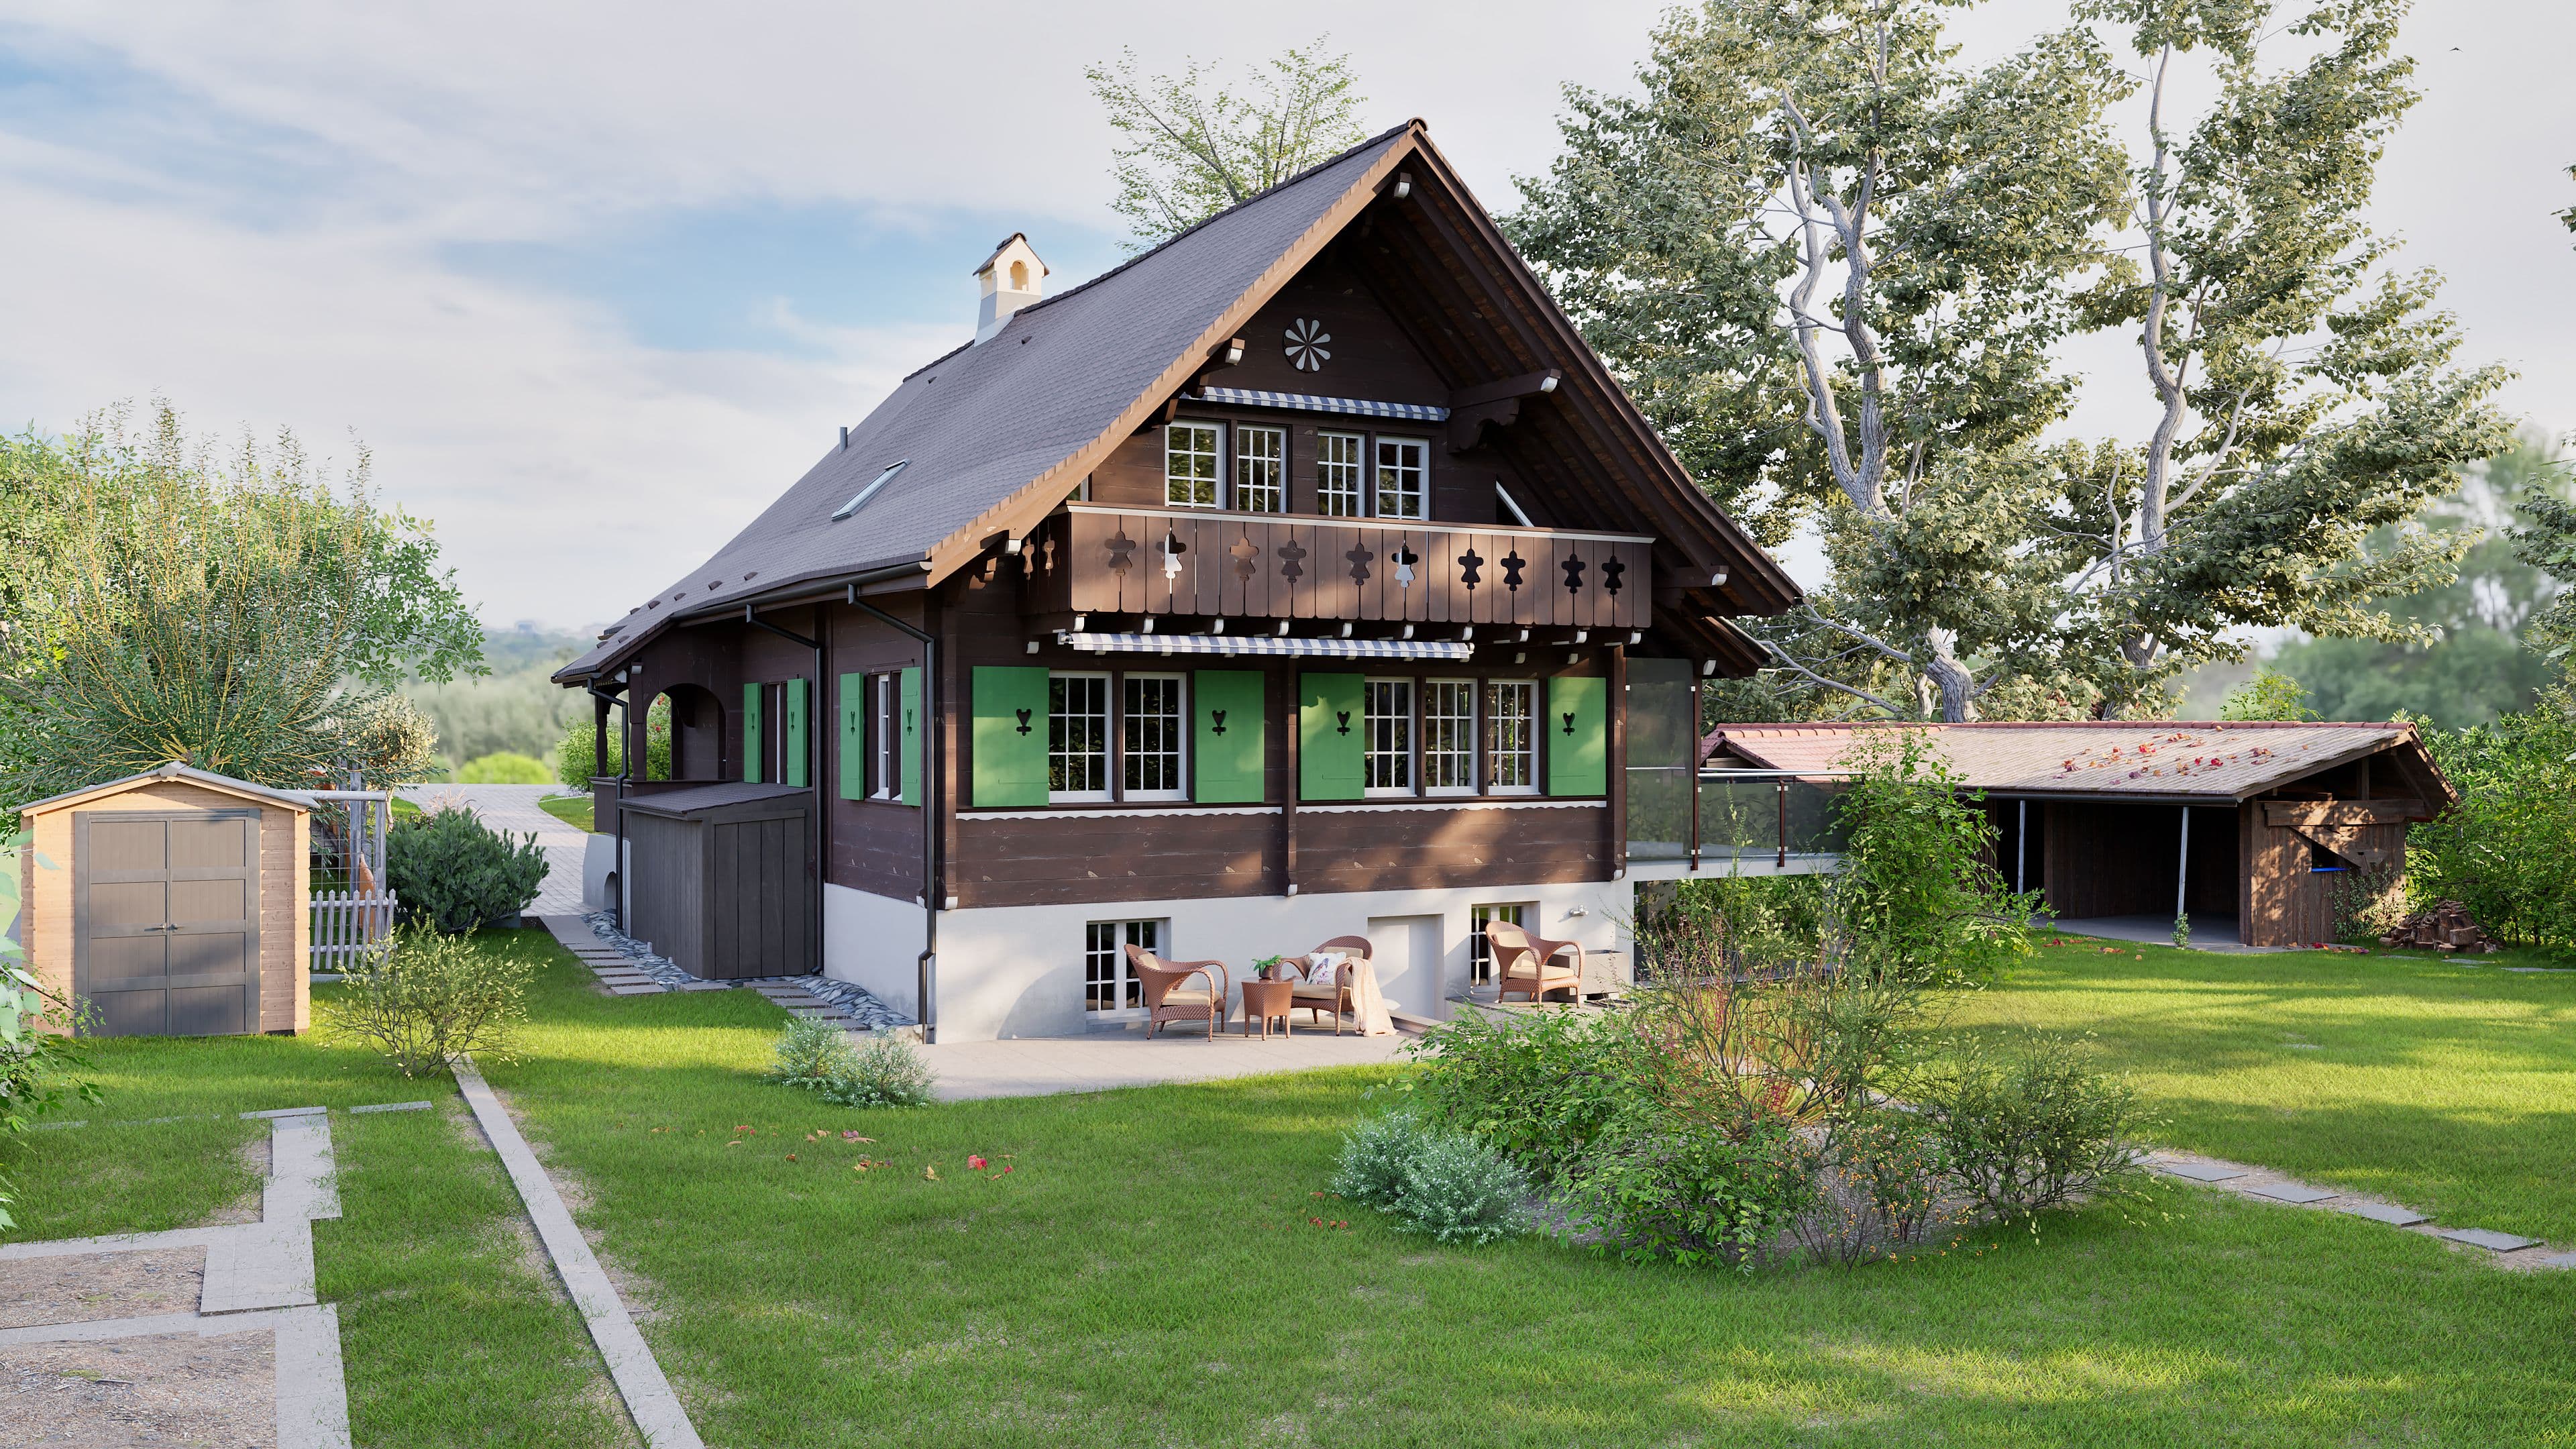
left=403, top=622, right=598, bottom=772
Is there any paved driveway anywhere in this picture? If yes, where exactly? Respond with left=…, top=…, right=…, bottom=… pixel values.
left=396, top=784, right=590, bottom=916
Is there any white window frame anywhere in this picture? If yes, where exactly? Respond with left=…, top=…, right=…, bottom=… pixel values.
left=1363, top=676, right=1414, bottom=797
left=1373, top=435, right=1427, bottom=519
left=1234, top=424, right=1286, bottom=514
left=1166, top=420, right=1223, bottom=509
left=1084, top=918, right=1163, bottom=1014
left=1421, top=678, right=1477, bottom=796
left=1317, top=431, right=1364, bottom=517
left=1049, top=672, right=1113, bottom=803
left=1121, top=673, right=1189, bottom=802
left=870, top=673, right=901, bottom=800
left=1483, top=679, right=1539, bottom=796
left=1470, top=903, right=1530, bottom=985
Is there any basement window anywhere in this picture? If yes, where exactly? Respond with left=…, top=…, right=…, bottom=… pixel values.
left=832, top=460, right=908, bottom=521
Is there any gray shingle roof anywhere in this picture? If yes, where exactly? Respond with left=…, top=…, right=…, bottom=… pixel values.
left=557, top=126, right=1416, bottom=683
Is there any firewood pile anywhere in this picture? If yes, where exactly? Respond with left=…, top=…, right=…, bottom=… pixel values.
left=2379, top=900, right=2496, bottom=953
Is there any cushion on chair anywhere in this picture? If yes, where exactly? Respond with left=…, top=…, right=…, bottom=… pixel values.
left=1288, top=981, right=1339, bottom=1000
left=1158, top=988, right=1216, bottom=1006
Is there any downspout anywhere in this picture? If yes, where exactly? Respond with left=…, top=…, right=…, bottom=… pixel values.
left=849, top=585, right=941, bottom=1043
left=586, top=680, right=629, bottom=932
left=743, top=604, right=826, bottom=977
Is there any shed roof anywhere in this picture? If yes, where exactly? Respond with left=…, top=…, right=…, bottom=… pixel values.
left=616, top=782, right=811, bottom=819
left=11, top=761, right=315, bottom=817
left=1701, top=721, right=2457, bottom=807
left=555, top=118, right=1794, bottom=686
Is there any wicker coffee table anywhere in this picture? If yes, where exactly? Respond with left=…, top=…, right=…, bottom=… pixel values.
left=1239, top=978, right=1293, bottom=1038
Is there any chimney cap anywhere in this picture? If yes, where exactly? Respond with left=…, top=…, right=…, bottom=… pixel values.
left=973, top=232, right=1051, bottom=280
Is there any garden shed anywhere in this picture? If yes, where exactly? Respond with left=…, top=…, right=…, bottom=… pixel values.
left=14, top=761, right=311, bottom=1037
left=619, top=782, right=813, bottom=979
left=1701, top=721, right=2457, bottom=949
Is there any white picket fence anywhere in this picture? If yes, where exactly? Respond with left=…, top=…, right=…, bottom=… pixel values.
left=308, top=788, right=396, bottom=973
left=311, top=888, right=399, bottom=971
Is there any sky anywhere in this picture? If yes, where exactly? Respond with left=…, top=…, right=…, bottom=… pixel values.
left=2, top=0, right=2569, bottom=633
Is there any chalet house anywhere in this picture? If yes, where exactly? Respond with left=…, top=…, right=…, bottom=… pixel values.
left=1701, top=720, right=2457, bottom=949
left=553, top=120, right=1801, bottom=1040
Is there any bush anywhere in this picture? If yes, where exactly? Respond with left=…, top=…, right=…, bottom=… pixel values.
left=1790, top=1110, right=1959, bottom=1265
left=763, top=1018, right=934, bottom=1108
left=329, top=926, right=531, bottom=1075
left=1633, top=875, right=1825, bottom=981
left=1331, top=1110, right=1529, bottom=1245
left=1558, top=1104, right=1815, bottom=1269
left=2408, top=696, right=2576, bottom=951
left=1399, top=1008, right=1662, bottom=1181
left=456, top=751, right=551, bottom=784
left=3, top=833, right=102, bottom=1232
left=386, top=806, right=545, bottom=932
left=552, top=696, right=672, bottom=791
left=1915, top=1034, right=2145, bottom=1219
left=1828, top=730, right=2040, bottom=986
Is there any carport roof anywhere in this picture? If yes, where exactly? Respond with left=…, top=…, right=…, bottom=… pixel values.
left=1700, top=721, right=2455, bottom=807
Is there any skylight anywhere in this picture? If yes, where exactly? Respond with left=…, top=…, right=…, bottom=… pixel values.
left=832, top=460, right=908, bottom=521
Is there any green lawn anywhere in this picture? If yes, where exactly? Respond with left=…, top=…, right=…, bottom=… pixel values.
left=5, top=929, right=2572, bottom=1446
left=1952, top=934, right=2576, bottom=1240
left=537, top=794, right=594, bottom=833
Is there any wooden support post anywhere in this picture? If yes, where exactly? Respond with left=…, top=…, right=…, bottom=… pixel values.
left=1687, top=674, right=1702, bottom=872
left=2016, top=799, right=2027, bottom=896
left=2176, top=806, right=2192, bottom=922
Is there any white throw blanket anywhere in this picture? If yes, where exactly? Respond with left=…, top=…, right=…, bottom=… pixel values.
left=1344, top=957, right=1395, bottom=1036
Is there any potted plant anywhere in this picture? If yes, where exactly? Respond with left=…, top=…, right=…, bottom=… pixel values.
left=1250, top=955, right=1291, bottom=981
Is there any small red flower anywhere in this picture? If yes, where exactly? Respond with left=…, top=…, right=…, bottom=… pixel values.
left=786, top=1154, right=798, bottom=1162
left=968, top=1155, right=988, bottom=1171
left=1000, top=1164, right=1014, bottom=1174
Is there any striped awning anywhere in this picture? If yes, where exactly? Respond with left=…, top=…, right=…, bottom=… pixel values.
left=1189, top=387, right=1448, bottom=423
left=1057, top=632, right=1473, bottom=661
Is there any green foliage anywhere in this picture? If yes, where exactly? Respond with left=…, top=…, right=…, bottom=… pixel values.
left=551, top=694, right=669, bottom=791
left=1086, top=38, right=1367, bottom=249
left=1330, top=1110, right=1530, bottom=1245
left=326, top=925, right=531, bottom=1076
left=2220, top=666, right=2316, bottom=721
left=1397, top=1008, right=1662, bottom=1182
left=456, top=751, right=551, bottom=784
left=0, top=401, right=479, bottom=805
left=1914, top=1033, right=2146, bottom=1221
left=386, top=806, right=545, bottom=933
left=1634, top=876, right=1825, bottom=979
left=1513, top=0, right=2511, bottom=720
left=764, top=1018, right=934, bottom=1109
left=2407, top=695, right=2576, bottom=950
left=1828, top=731, right=2039, bottom=985
left=406, top=623, right=594, bottom=767
left=1558, top=1104, right=1815, bottom=1270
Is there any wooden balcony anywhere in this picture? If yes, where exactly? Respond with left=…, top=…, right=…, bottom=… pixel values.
left=1024, top=505, right=1652, bottom=630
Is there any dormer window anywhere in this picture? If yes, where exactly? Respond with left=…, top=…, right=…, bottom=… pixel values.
left=833, top=460, right=908, bottom=521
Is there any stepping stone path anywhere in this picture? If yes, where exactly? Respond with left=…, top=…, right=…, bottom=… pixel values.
left=2141, top=1150, right=2573, bottom=1272
left=536, top=914, right=914, bottom=1032
left=541, top=916, right=669, bottom=996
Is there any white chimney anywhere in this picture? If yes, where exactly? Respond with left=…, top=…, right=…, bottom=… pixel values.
left=974, top=233, right=1049, bottom=343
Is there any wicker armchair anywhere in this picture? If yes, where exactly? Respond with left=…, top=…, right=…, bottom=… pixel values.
left=1285, top=935, right=1371, bottom=1034
left=1127, top=945, right=1230, bottom=1041
left=1485, top=920, right=1583, bottom=1004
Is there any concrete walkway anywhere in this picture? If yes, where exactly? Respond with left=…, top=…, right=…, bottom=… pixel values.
left=0, top=1108, right=358, bottom=1446
left=2142, top=1148, right=2576, bottom=1271
left=399, top=783, right=590, bottom=915
left=923, top=1028, right=1411, bottom=1101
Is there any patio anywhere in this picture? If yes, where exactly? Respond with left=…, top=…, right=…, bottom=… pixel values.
left=922, top=1026, right=1411, bottom=1102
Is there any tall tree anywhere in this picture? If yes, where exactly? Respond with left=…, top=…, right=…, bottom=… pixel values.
left=0, top=401, right=478, bottom=804
left=1515, top=0, right=2512, bottom=721
left=1087, top=38, right=1367, bottom=249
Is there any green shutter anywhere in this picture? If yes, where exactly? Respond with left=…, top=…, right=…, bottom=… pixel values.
left=1298, top=672, right=1364, bottom=802
left=742, top=682, right=763, bottom=784
left=784, top=677, right=810, bottom=788
left=1548, top=675, right=1607, bottom=796
left=837, top=672, right=866, bottom=800
left=899, top=666, right=923, bottom=806
left=1193, top=670, right=1265, bottom=803
left=970, top=665, right=1047, bottom=806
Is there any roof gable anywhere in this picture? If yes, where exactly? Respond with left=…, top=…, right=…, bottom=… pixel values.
left=561, top=119, right=1795, bottom=683
left=13, top=761, right=314, bottom=816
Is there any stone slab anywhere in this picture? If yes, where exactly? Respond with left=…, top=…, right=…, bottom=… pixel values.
left=241, top=1106, right=329, bottom=1120
left=2153, top=1160, right=2249, bottom=1183
left=606, top=984, right=666, bottom=997
left=2336, top=1200, right=2428, bottom=1227
left=453, top=1061, right=704, bottom=1449
left=264, top=1115, right=341, bottom=1223
left=2436, top=1227, right=2541, bottom=1252
left=2536, top=1251, right=2576, bottom=1271
left=2245, top=1181, right=2340, bottom=1204
left=201, top=1220, right=315, bottom=1314
left=345, top=1101, right=433, bottom=1114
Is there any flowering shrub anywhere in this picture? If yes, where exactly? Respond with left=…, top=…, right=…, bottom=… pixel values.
left=765, top=1017, right=933, bottom=1108
left=1558, top=1104, right=1815, bottom=1270
left=1914, top=1034, right=2145, bottom=1219
left=1398, top=1008, right=1661, bottom=1181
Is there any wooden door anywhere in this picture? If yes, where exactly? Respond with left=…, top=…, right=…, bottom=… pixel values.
left=76, top=811, right=260, bottom=1036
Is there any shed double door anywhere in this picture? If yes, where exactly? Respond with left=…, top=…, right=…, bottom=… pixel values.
left=76, top=811, right=260, bottom=1036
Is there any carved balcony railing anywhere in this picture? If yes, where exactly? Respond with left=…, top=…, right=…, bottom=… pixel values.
left=1024, top=505, right=1652, bottom=631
